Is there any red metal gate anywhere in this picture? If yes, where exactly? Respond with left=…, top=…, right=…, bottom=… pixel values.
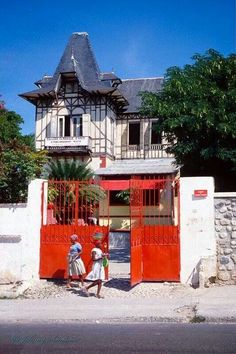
left=40, top=178, right=180, bottom=283
left=130, top=178, right=180, bottom=286
left=40, top=180, right=109, bottom=279
left=130, top=179, right=143, bottom=285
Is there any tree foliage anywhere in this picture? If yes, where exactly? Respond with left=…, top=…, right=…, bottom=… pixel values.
left=44, top=159, right=94, bottom=181
left=140, top=49, right=236, bottom=191
left=0, top=105, right=47, bottom=203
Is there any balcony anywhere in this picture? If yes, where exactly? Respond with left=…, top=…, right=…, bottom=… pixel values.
left=44, top=136, right=92, bottom=153
left=117, top=143, right=172, bottom=159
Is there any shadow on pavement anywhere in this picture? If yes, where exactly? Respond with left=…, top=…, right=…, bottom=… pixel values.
left=109, top=248, right=130, bottom=263
left=104, top=278, right=131, bottom=292
left=47, top=279, right=66, bottom=287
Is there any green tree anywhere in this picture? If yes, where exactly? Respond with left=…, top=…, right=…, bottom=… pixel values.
left=140, top=50, right=236, bottom=191
left=0, top=107, right=23, bottom=145
left=0, top=105, right=47, bottom=203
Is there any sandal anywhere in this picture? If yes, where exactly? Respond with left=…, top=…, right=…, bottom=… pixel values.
left=95, top=294, right=104, bottom=299
left=82, top=288, right=90, bottom=297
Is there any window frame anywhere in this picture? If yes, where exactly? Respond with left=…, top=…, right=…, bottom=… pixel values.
left=57, top=115, right=82, bottom=138
left=128, top=121, right=141, bottom=146
left=150, top=121, right=162, bottom=145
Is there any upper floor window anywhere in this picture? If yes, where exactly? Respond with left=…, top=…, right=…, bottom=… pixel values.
left=129, top=122, right=140, bottom=145
left=151, top=122, right=162, bottom=144
left=73, top=116, right=82, bottom=137
left=58, top=115, right=82, bottom=138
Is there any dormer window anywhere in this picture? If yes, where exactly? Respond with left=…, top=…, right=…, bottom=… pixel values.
left=65, top=81, right=78, bottom=93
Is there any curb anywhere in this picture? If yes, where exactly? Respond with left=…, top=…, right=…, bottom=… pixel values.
left=1, top=316, right=236, bottom=324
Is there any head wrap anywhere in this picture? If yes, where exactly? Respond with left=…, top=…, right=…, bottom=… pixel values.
left=70, top=234, right=78, bottom=241
left=94, top=240, right=102, bottom=247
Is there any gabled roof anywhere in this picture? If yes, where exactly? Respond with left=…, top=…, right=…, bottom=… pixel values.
left=119, top=78, right=164, bottom=113
left=19, top=32, right=127, bottom=110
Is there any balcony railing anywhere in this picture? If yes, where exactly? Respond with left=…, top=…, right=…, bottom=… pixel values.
left=117, top=144, right=172, bottom=159
left=44, top=136, right=92, bottom=151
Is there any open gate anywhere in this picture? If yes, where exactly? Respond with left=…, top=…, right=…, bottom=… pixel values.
left=130, top=178, right=180, bottom=286
left=130, top=179, right=143, bottom=285
left=40, top=180, right=109, bottom=279
left=40, top=177, right=180, bottom=284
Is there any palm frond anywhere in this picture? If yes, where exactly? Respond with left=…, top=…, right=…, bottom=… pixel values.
left=44, top=159, right=95, bottom=181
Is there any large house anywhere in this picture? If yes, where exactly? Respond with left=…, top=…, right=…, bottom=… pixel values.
left=20, top=32, right=179, bottom=231
left=20, top=32, right=177, bottom=172
left=20, top=33, right=181, bottom=283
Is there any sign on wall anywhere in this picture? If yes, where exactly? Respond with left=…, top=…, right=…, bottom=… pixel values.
left=194, top=189, right=208, bottom=197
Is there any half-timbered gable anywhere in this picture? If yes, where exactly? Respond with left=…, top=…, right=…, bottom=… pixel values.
left=20, top=32, right=127, bottom=170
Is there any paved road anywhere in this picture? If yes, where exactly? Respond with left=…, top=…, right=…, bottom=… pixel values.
left=0, top=322, right=236, bottom=353
left=109, top=247, right=130, bottom=277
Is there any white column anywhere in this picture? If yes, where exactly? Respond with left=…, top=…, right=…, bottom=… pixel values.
left=180, top=177, right=216, bottom=286
left=21, top=179, right=46, bottom=281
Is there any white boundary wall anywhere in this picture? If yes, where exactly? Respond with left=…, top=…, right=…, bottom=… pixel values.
left=0, top=177, right=217, bottom=286
left=180, top=177, right=216, bottom=286
left=0, top=179, right=44, bottom=283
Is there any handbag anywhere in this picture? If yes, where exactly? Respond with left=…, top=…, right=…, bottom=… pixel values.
left=102, top=256, right=109, bottom=268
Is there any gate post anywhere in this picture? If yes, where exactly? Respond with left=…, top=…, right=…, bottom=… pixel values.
left=180, top=177, right=216, bottom=286
left=21, top=179, right=46, bottom=281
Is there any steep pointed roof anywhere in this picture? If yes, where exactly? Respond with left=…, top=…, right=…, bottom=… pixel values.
left=52, top=32, right=102, bottom=88
left=20, top=32, right=127, bottom=110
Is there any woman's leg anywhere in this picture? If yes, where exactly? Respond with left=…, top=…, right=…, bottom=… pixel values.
left=79, top=274, right=84, bottom=287
left=66, top=276, right=72, bottom=288
left=85, top=280, right=99, bottom=290
left=96, top=280, right=103, bottom=298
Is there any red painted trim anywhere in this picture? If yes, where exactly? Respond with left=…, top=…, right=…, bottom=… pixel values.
left=100, top=156, right=106, bottom=168
left=100, top=180, right=130, bottom=190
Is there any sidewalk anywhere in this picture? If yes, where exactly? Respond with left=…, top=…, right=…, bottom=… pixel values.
left=0, top=280, right=236, bottom=324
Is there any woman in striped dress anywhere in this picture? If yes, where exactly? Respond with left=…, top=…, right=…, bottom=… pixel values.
left=67, top=234, right=86, bottom=288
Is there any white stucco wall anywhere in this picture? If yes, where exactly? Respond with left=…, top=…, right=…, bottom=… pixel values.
left=0, top=205, right=26, bottom=282
left=0, top=176, right=217, bottom=286
left=180, top=177, right=216, bottom=286
left=0, top=179, right=45, bottom=283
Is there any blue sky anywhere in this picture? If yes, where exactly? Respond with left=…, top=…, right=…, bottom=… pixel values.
left=0, top=0, right=235, bottom=135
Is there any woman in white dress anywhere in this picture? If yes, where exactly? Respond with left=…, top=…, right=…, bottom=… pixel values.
left=84, top=240, right=107, bottom=298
